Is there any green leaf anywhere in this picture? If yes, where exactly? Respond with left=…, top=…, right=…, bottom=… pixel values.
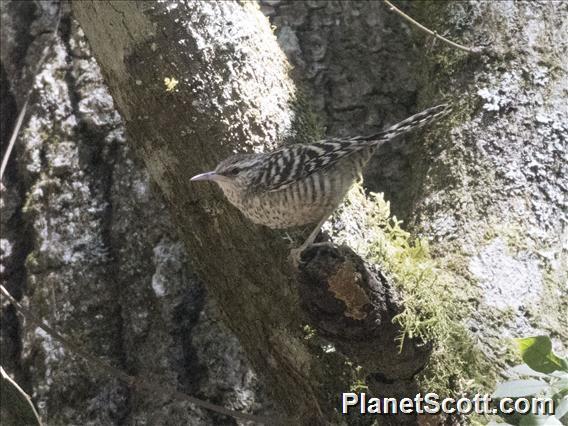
left=554, top=398, right=568, bottom=421
left=0, top=366, right=42, bottom=426
left=516, top=336, right=568, bottom=374
left=494, top=379, right=549, bottom=398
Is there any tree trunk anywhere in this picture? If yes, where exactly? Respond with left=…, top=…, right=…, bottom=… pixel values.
left=69, top=1, right=436, bottom=423
left=2, top=1, right=274, bottom=424
left=2, top=0, right=566, bottom=425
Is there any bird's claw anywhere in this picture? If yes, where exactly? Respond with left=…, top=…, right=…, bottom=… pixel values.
left=288, top=241, right=336, bottom=268
left=288, top=247, right=304, bottom=268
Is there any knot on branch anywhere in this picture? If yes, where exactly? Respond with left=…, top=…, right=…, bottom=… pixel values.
left=298, top=244, right=390, bottom=339
left=297, top=244, right=431, bottom=378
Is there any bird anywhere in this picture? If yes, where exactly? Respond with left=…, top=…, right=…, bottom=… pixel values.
left=191, top=104, right=449, bottom=262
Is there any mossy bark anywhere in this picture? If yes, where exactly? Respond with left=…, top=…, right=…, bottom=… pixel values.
left=3, top=1, right=566, bottom=425
left=407, top=0, right=568, bottom=386
left=71, top=1, right=428, bottom=424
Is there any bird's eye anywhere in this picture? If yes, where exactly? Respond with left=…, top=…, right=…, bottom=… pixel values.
left=228, top=167, right=240, bottom=176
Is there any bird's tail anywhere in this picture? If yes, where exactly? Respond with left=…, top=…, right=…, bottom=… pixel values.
left=357, top=104, right=450, bottom=143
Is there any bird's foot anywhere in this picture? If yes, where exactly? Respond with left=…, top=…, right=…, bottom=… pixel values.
left=288, top=241, right=336, bottom=268
left=288, top=246, right=305, bottom=268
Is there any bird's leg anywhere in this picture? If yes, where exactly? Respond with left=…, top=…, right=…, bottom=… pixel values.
left=289, top=213, right=333, bottom=265
left=303, top=214, right=331, bottom=248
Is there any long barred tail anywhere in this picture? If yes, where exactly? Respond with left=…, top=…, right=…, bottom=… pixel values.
left=357, top=104, right=450, bottom=143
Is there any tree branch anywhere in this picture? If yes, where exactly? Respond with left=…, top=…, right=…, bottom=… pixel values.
left=383, top=0, right=484, bottom=54
left=71, top=1, right=428, bottom=422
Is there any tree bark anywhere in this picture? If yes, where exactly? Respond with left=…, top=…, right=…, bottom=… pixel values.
left=2, top=1, right=274, bottom=424
left=70, top=0, right=430, bottom=423
left=409, top=0, right=567, bottom=358
left=2, top=0, right=566, bottom=425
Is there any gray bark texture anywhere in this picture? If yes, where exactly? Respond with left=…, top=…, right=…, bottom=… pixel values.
left=1, top=0, right=566, bottom=425
left=1, top=1, right=272, bottom=425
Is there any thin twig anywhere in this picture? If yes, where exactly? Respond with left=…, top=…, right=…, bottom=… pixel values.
left=0, top=4, right=61, bottom=183
left=383, top=0, right=482, bottom=54
left=1, top=365, right=43, bottom=425
left=0, top=284, right=281, bottom=425
left=0, top=100, right=29, bottom=182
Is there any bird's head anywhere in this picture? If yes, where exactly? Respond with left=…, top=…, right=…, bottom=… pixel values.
left=190, top=153, right=263, bottom=196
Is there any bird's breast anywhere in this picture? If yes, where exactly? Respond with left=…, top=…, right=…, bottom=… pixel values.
left=222, top=148, right=373, bottom=229
left=242, top=170, right=359, bottom=228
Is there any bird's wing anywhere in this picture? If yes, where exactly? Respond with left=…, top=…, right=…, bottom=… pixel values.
left=259, top=103, right=450, bottom=192
left=261, top=139, right=373, bottom=192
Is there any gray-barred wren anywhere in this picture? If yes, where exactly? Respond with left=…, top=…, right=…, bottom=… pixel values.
left=191, top=104, right=449, bottom=261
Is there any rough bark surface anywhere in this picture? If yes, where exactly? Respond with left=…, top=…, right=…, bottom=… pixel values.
left=69, top=1, right=429, bottom=423
left=2, top=1, right=272, bottom=425
left=409, top=1, right=567, bottom=361
left=1, top=0, right=566, bottom=425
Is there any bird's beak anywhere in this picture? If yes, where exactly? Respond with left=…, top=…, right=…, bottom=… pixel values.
left=190, top=171, right=218, bottom=182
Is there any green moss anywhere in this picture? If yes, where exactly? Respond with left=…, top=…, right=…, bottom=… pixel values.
left=335, top=185, right=494, bottom=396
left=302, top=324, right=316, bottom=340
left=347, top=363, right=369, bottom=393
left=381, top=5, right=499, bottom=395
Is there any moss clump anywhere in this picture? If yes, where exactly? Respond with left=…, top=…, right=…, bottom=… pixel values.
left=302, top=324, right=316, bottom=340
left=347, top=362, right=369, bottom=393
left=331, top=185, right=494, bottom=395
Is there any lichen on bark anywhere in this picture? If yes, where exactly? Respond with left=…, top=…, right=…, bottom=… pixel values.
left=408, top=0, right=568, bottom=390
left=2, top=1, right=273, bottom=424
left=3, top=1, right=566, bottom=425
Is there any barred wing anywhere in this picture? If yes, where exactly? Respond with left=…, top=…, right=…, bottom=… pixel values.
left=260, top=139, right=372, bottom=192
left=258, top=103, right=449, bottom=192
